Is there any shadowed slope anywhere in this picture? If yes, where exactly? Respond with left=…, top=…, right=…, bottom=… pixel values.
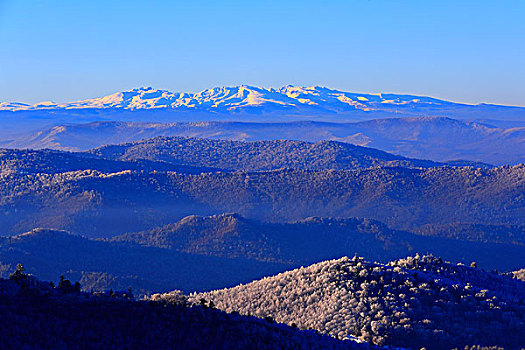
left=0, top=228, right=287, bottom=294
left=0, top=275, right=367, bottom=350
left=0, top=165, right=523, bottom=237
left=113, top=213, right=525, bottom=271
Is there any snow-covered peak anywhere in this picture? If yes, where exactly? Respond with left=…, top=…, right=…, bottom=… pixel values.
left=0, top=85, right=465, bottom=113
left=0, top=102, right=30, bottom=111
left=66, top=87, right=181, bottom=109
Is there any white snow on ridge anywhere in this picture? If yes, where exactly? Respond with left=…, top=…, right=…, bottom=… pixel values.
left=0, top=102, right=30, bottom=111
left=0, top=85, right=470, bottom=112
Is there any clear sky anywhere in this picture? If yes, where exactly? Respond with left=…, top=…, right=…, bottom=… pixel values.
left=1, top=0, right=524, bottom=106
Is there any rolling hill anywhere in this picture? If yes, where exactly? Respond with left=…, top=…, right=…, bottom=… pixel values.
left=0, top=165, right=523, bottom=237
left=113, top=213, right=525, bottom=271
left=0, top=228, right=287, bottom=295
left=2, top=213, right=524, bottom=298
left=2, top=137, right=484, bottom=179
left=0, top=214, right=525, bottom=295
left=88, top=136, right=479, bottom=171
left=2, top=118, right=523, bottom=165
left=0, top=148, right=218, bottom=175
left=187, top=255, right=525, bottom=349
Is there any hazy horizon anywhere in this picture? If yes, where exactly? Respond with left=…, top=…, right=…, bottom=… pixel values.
left=1, top=0, right=524, bottom=106
left=4, top=84, right=525, bottom=108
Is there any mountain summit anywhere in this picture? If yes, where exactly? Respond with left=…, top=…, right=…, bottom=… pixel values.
left=4, top=85, right=525, bottom=124
left=0, top=85, right=490, bottom=112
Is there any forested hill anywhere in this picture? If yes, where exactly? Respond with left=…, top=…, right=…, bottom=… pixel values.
left=113, top=213, right=525, bottom=271
left=0, top=214, right=525, bottom=295
left=113, top=214, right=414, bottom=263
left=3, top=118, right=521, bottom=165
left=0, top=273, right=368, bottom=350
left=88, top=136, right=489, bottom=171
left=2, top=215, right=524, bottom=297
left=186, top=254, right=525, bottom=349
left=0, top=138, right=488, bottom=179
left=0, top=228, right=287, bottom=295
left=0, top=165, right=523, bottom=237
left=0, top=148, right=219, bottom=175
left=414, top=222, right=525, bottom=246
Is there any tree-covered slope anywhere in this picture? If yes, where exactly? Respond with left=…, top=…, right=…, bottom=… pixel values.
left=0, top=148, right=218, bottom=175
left=113, top=213, right=525, bottom=271
left=2, top=214, right=524, bottom=300
left=0, top=274, right=367, bottom=350
left=4, top=118, right=521, bottom=165
left=514, top=269, right=525, bottom=281
left=0, top=165, right=523, bottom=237
left=414, top=222, right=525, bottom=246
left=88, top=136, right=473, bottom=171
left=112, top=214, right=414, bottom=264
left=0, top=229, right=287, bottom=295
left=187, top=255, right=525, bottom=349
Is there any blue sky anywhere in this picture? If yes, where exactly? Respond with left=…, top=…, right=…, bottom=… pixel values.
left=1, top=0, right=524, bottom=105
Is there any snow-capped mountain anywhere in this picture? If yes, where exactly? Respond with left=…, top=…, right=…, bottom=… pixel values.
left=0, top=85, right=490, bottom=112
left=3, top=85, right=525, bottom=126
left=1, top=85, right=523, bottom=165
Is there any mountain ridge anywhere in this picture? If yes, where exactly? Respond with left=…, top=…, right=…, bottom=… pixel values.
left=1, top=164, right=523, bottom=237
left=0, top=85, right=473, bottom=111
left=3, top=118, right=521, bottom=165
left=111, top=213, right=525, bottom=270
left=2, top=85, right=524, bottom=123
left=88, top=136, right=489, bottom=171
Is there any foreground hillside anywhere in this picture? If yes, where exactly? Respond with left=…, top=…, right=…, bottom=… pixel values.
left=0, top=274, right=367, bottom=350
left=0, top=165, right=522, bottom=236
left=187, top=255, right=525, bottom=349
left=0, top=228, right=287, bottom=294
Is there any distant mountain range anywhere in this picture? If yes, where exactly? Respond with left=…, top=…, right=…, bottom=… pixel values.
left=1, top=86, right=523, bottom=165
left=2, top=118, right=522, bottom=165
left=2, top=86, right=524, bottom=120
